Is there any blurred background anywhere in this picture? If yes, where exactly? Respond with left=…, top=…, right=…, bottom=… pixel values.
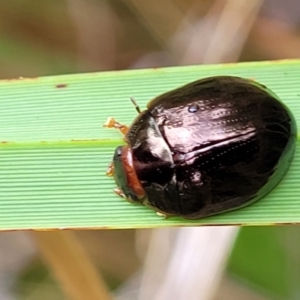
left=1, top=0, right=300, bottom=78
left=0, top=0, right=300, bottom=299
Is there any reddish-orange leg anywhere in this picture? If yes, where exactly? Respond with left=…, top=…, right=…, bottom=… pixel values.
left=103, top=117, right=129, bottom=135
left=106, top=162, right=114, bottom=176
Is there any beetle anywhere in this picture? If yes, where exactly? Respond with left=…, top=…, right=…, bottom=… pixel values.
left=104, top=76, right=297, bottom=219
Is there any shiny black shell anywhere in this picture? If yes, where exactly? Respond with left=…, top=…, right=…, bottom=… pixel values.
left=125, top=76, right=297, bottom=219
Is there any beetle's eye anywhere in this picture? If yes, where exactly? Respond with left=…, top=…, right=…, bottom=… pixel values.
left=115, top=146, right=123, bottom=157
left=188, top=104, right=199, bottom=113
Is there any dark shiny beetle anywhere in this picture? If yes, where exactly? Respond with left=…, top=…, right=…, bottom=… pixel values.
left=105, top=76, right=297, bottom=219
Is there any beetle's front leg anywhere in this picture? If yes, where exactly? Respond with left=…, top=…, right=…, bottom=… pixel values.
left=104, top=117, right=129, bottom=176
left=106, top=161, right=114, bottom=176
left=104, top=117, right=129, bottom=135
left=114, top=187, right=126, bottom=198
left=106, top=163, right=126, bottom=198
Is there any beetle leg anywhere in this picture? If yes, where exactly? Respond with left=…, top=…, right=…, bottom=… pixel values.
left=114, top=187, right=126, bottom=198
left=104, top=117, right=129, bottom=135
left=156, top=212, right=168, bottom=218
left=106, top=162, right=114, bottom=176
left=156, top=211, right=175, bottom=219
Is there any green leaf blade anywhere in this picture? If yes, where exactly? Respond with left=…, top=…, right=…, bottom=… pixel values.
left=0, top=60, right=299, bottom=230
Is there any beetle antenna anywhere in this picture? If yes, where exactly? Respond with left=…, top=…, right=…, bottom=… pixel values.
left=130, top=97, right=141, bottom=114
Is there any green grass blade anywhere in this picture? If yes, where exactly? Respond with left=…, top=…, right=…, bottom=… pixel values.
left=0, top=60, right=299, bottom=230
